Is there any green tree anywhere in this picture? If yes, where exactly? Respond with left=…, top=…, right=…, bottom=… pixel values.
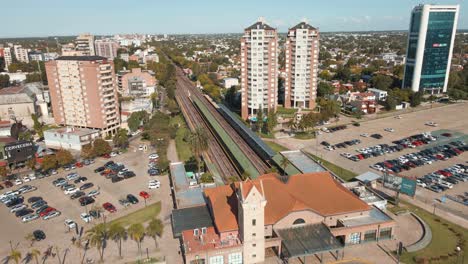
left=128, top=223, right=145, bottom=255
left=56, top=149, right=74, bottom=167
left=86, top=223, right=108, bottom=262
left=128, top=60, right=140, bottom=70
left=150, top=92, right=158, bottom=110
left=280, top=156, right=290, bottom=176
left=108, top=223, right=126, bottom=259
left=41, top=155, right=58, bottom=171
left=92, top=138, right=112, bottom=156
left=256, top=107, right=264, bottom=133
left=18, top=131, right=32, bottom=141
left=385, top=96, right=397, bottom=111
left=189, top=127, right=209, bottom=174
left=317, top=82, right=334, bottom=97
left=265, top=110, right=277, bottom=135
left=27, top=158, right=36, bottom=170
left=200, top=172, right=214, bottom=183
left=113, top=128, right=129, bottom=149
left=146, top=218, right=164, bottom=249
left=113, top=58, right=128, bottom=73
left=31, top=114, right=43, bottom=137
left=0, top=166, right=9, bottom=179
left=127, top=111, right=149, bottom=132
left=80, top=144, right=95, bottom=159
left=371, top=74, right=393, bottom=90
left=392, top=65, right=404, bottom=80
left=318, top=70, right=332, bottom=81
left=0, top=74, right=10, bottom=88
left=335, top=65, right=351, bottom=82
left=410, top=91, right=422, bottom=107
left=25, top=73, right=42, bottom=83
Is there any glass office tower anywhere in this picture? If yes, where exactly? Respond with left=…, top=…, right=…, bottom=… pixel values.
left=402, top=5, right=459, bottom=94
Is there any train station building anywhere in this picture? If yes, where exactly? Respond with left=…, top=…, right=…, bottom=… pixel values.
left=173, top=171, right=396, bottom=264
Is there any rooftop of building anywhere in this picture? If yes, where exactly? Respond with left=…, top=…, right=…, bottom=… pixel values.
left=339, top=207, right=392, bottom=227
left=0, top=137, right=16, bottom=144
left=204, top=172, right=370, bottom=233
left=245, top=20, right=275, bottom=31
left=182, top=226, right=241, bottom=254
left=44, top=127, right=99, bottom=137
left=290, top=21, right=317, bottom=31
left=172, top=205, right=214, bottom=238
left=55, top=55, right=107, bottom=61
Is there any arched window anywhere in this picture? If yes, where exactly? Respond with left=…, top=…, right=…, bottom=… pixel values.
left=293, top=218, right=305, bottom=225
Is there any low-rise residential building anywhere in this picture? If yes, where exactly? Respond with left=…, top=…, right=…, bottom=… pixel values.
left=222, top=77, right=239, bottom=89
left=44, top=127, right=99, bottom=151
left=348, top=92, right=377, bottom=114
left=367, top=88, right=388, bottom=102
left=28, top=51, right=44, bottom=61
left=0, top=86, right=39, bottom=125
left=175, top=172, right=396, bottom=264
left=118, top=68, right=156, bottom=97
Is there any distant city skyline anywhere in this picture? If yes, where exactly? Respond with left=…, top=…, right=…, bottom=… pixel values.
left=1, top=0, right=467, bottom=37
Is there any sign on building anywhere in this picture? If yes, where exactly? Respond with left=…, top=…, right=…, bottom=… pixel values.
left=383, top=172, right=416, bottom=197
left=4, top=140, right=35, bottom=163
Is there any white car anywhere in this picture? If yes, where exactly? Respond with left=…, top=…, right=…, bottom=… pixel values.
left=67, top=173, right=79, bottom=181
left=360, top=133, right=369, bottom=137
left=110, top=152, right=117, bottom=157
left=370, top=164, right=383, bottom=171
left=65, top=219, right=76, bottom=229
left=384, top=128, right=395, bottom=132
left=14, top=179, right=23, bottom=185
left=148, top=180, right=160, bottom=189
left=22, top=176, right=31, bottom=182
left=425, top=121, right=438, bottom=127
left=148, top=153, right=159, bottom=159
left=28, top=174, right=36, bottom=180
left=138, top=145, right=144, bottom=151
left=395, top=115, right=402, bottom=119
left=80, top=213, right=93, bottom=223
left=22, top=214, right=39, bottom=223
left=43, top=211, right=61, bottom=220
left=51, top=169, right=58, bottom=175
left=64, top=187, right=78, bottom=195
left=87, top=190, right=100, bottom=197
left=325, top=146, right=335, bottom=151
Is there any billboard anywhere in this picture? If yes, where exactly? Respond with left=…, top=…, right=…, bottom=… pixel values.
left=4, top=140, right=35, bottom=163
left=383, top=172, right=416, bottom=197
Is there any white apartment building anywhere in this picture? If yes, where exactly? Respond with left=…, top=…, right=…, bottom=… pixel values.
left=2, top=47, right=12, bottom=71
left=240, top=18, right=278, bottom=119
left=13, top=45, right=30, bottom=63
left=284, top=22, right=320, bottom=110
left=75, top=34, right=95, bottom=56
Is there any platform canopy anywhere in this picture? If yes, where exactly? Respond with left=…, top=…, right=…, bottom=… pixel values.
left=277, top=224, right=344, bottom=258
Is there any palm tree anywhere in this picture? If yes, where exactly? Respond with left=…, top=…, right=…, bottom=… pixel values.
left=25, top=232, right=35, bottom=246
left=108, top=223, right=126, bottom=258
left=128, top=223, right=145, bottom=255
left=188, top=127, right=208, bottom=174
left=30, top=248, right=41, bottom=264
left=9, top=249, right=21, bottom=264
left=85, top=223, right=108, bottom=262
left=146, top=218, right=164, bottom=248
left=280, top=156, right=290, bottom=176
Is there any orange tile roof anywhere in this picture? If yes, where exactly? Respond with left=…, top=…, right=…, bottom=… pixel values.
left=204, top=172, right=370, bottom=233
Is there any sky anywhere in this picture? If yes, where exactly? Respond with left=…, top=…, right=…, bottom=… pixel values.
left=1, top=0, right=467, bottom=37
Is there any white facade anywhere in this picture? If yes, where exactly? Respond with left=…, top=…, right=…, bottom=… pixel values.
left=285, top=22, right=320, bottom=109
left=223, top=77, right=239, bottom=89
left=367, top=88, right=388, bottom=101
left=3, top=47, right=12, bottom=70
left=240, top=19, right=278, bottom=119
left=13, top=45, right=30, bottom=63
left=44, top=127, right=100, bottom=151
left=95, top=40, right=119, bottom=60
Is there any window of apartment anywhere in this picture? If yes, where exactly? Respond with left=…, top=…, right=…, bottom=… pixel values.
left=252, top=219, right=256, bottom=226
left=252, top=243, right=256, bottom=247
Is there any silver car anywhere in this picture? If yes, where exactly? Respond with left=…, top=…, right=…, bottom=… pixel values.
left=10, top=204, right=27, bottom=213
left=43, top=210, right=61, bottom=220
left=22, top=213, right=39, bottom=223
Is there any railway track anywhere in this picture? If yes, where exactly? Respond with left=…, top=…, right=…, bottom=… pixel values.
left=176, top=68, right=270, bottom=176
left=174, top=71, right=240, bottom=182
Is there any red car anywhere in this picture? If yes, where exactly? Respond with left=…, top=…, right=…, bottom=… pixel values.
left=39, top=207, right=56, bottom=217
left=75, top=162, right=83, bottom=168
left=101, top=154, right=111, bottom=159
left=139, top=191, right=150, bottom=199
left=4, top=181, right=13, bottom=188
left=103, top=202, right=117, bottom=213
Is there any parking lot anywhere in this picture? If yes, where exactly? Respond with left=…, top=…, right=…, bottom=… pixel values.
left=0, top=141, right=171, bottom=262
left=275, top=102, right=468, bottom=223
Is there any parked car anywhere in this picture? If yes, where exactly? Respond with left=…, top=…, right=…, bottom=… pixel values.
left=148, top=180, right=160, bottom=189
left=79, top=196, right=95, bottom=206
left=27, top=196, right=42, bottom=204
left=80, top=213, right=93, bottom=223
left=103, top=202, right=117, bottom=213
left=65, top=219, right=76, bottom=229
left=80, top=183, right=94, bottom=191
left=139, top=191, right=150, bottom=199
left=33, top=230, right=46, bottom=241
left=126, top=194, right=139, bottom=204
left=71, top=191, right=86, bottom=200
left=22, top=213, right=39, bottom=223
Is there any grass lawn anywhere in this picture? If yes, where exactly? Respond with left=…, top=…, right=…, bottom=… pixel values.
left=389, top=202, right=467, bottom=264
left=109, top=202, right=161, bottom=227
left=171, top=115, right=193, bottom=162
left=265, top=141, right=289, bottom=153
left=305, top=152, right=358, bottom=181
